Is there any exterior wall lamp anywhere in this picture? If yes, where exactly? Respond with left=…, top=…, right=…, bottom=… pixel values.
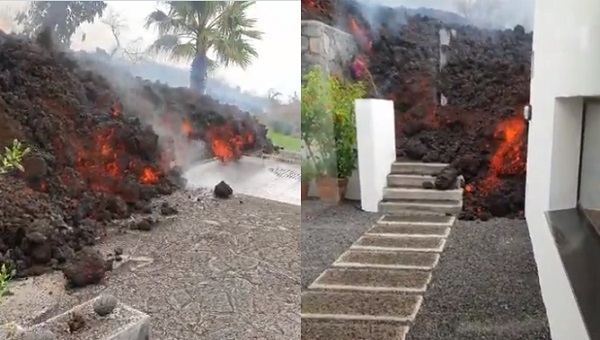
left=523, top=104, right=532, bottom=122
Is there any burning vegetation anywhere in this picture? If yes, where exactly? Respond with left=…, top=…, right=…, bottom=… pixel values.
left=303, top=0, right=531, bottom=220
left=0, top=31, right=270, bottom=275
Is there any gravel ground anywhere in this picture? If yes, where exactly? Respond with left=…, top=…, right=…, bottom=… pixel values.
left=5, top=191, right=301, bottom=340
left=408, top=218, right=551, bottom=340
left=301, top=200, right=382, bottom=288
left=301, top=206, right=551, bottom=340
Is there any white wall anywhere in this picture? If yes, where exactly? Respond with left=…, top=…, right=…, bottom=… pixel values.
left=579, top=102, right=600, bottom=210
left=526, top=0, right=600, bottom=338
left=355, top=99, right=396, bottom=212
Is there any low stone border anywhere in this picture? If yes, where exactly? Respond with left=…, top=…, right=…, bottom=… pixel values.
left=2, top=296, right=150, bottom=340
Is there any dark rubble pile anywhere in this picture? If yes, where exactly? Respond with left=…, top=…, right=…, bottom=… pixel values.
left=365, top=15, right=531, bottom=219
left=0, top=32, right=269, bottom=276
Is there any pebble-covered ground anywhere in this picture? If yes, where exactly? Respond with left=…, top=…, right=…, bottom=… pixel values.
left=301, top=202, right=551, bottom=340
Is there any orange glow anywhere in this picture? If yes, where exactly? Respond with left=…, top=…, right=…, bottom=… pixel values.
left=347, top=17, right=372, bottom=52
left=68, top=125, right=165, bottom=193
left=140, top=167, right=159, bottom=184
left=476, top=112, right=527, bottom=195
left=205, top=123, right=255, bottom=162
left=181, top=119, right=193, bottom=136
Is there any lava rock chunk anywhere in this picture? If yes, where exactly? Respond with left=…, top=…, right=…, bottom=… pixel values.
left=160, top=202, right=178, bottom=216
left=93, top=294, right=119, bottom=316
left=435, top=166, right=459, bottom=190
left=214, top=181, right=233, bottom=199
left=61, top=248, right=107, bottom=288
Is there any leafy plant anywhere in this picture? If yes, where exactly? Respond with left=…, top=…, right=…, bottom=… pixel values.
left=301, top=160, right=316, bottom=183
left=0, top=263, right=16, bottom=300
left=301, top=66, right=366, bottom=179
left=16, top=1, right=107, bottom=48
left=0, top=139, right=30, bottom=175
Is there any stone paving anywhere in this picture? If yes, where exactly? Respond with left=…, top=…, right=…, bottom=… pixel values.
left=301, top=162, right=461, bottom=340
left=1, top=191, right=300, bottom=340
left=301, top=214, right=456, bottom=339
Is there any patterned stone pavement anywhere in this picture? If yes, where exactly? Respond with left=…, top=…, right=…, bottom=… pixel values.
left=3, top=191, right=300, bottom=340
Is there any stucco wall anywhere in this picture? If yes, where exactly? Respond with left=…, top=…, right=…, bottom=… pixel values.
left=301, top=20, right=358, bottom=77
left=526, top=0, right=600, bottom=338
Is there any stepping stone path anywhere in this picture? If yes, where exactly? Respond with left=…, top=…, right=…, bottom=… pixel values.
left=301, top=161, right=464, bottom=340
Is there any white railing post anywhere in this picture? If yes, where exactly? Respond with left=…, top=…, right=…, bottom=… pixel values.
left=355, top=99, right=396, bottom=212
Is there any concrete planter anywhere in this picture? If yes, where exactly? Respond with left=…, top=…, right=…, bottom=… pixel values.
left=4, top=296, right=150, bottom=340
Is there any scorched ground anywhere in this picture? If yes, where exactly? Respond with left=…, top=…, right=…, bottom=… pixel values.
left=0, top=31, right=270, bottom=277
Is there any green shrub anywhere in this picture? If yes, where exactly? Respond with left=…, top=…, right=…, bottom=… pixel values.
left=270, top=120, right=293, bottom=136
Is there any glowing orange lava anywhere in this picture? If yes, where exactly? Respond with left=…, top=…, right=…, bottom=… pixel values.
left=348, top=17, right=372, bottom=52
left=205, top=123, right=255, bottom=162
left=140, top=167, right=159, bottom=184
left=181, top=119, right=192, bottom=136
left=477, top=112, right=527, bottom=195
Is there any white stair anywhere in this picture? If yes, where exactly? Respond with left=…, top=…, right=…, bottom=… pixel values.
left=383, top=187, right=463, bottom=201
left=387, top=174, right=435, bottom=187
left=380, top=161, right=464, bottom=216
left=391, top=161, right=447, bottom=175
left=379, top=200, right=462, bottom=215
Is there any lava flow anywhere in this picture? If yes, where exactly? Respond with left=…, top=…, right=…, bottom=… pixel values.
left=475, top=112, right=527, bottom=195
left=302, top=1, right=532, bottom=219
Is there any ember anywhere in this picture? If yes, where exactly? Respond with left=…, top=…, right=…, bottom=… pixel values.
left=0, top=32, right=270, bottom=275
left=302, top=0, right=531, bottom=219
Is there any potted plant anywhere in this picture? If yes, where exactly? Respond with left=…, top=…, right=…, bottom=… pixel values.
left=314, top=76, right=365, bottom=202
left=301, top=67, right=365, bottom=203
left=301, top=160, right=316, bottom=201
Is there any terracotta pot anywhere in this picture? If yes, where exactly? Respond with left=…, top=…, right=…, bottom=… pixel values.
left=301, top=181, right=310, bottom=201
left=316, top=176, right=349, bottom=203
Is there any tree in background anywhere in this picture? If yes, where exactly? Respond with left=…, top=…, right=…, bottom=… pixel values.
left=16, top=1, right=107, bottom=48
left=144, top=1, right=263, bottom=93
left=101, top=7, right=145, bottom=63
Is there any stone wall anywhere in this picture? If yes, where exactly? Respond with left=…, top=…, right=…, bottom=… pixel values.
left=301, top=20, right=357, bottom=77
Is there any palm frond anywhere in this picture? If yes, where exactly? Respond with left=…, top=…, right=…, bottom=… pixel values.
left=145, top=0, right=262, bottom=68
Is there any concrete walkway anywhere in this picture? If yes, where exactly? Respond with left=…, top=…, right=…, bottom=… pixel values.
left=301, top=214, right=455, bottom=339
left=301, top=161, right=461, bottom=339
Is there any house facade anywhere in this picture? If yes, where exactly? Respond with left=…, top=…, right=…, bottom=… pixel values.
left=526, top=0, right=600, bottom=339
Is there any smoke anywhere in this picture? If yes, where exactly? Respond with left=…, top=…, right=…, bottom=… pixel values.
left=352, top=0, right=535, bottom=31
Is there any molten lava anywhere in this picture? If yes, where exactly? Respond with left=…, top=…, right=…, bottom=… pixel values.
left=477, top=112, right=527, bottom=195
left=69, top=125, right=161, bottom=193
left=181, top=118, right=192, bottom=136
left=205, top=123, right=255, bottom=162
left=348, top=17, right=372, bottom=52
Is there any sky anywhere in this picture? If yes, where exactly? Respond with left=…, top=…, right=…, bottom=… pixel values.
left=0, top=1, right=301, bottom=98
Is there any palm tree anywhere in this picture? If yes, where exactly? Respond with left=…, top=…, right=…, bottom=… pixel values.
left=145, top=1, right=263, bottom=93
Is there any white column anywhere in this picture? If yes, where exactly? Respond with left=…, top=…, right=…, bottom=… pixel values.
left=355, top=99, right=396, bottom=212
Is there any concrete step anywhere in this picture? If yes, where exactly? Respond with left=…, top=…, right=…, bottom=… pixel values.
left=334, top=250, right=440, bottom=270
left=387, top=173, right=464, bottom=189
left=383, top=187, right=463, bottom=201
left=352, top=235, right=446, bottom=252
left=379, top=199, right=463, bottom=215
left=301, top=290, right=423, bottom=322
left=391, top=161, right=447, bottom=175
left=377, top=214, right=456, bottom=227
left=367, top=224, right=450, bottom=237
left=301, top=319, right=409, bottom=340
left=309, top=268, right=432, bottom=293
left=387, top=174, right=435, bottom=187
